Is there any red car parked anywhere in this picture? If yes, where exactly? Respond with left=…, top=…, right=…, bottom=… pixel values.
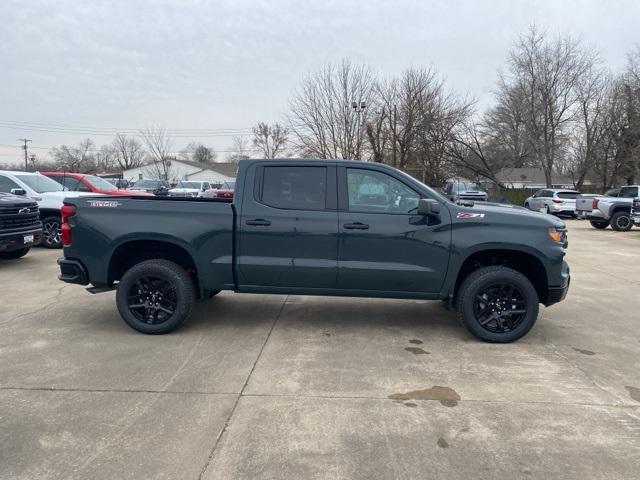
left=42, top=172, right=153, bottom=196
left=213, top=180, right=235, bottom=199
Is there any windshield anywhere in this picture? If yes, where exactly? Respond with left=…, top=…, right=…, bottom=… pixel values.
left=15, top=174, right=65, bottom=193
left=133, top=180, right=160, bottom=189
left=222, top=181, right=235, bottom=189
left=85, top=175, right=117, bottom=191
left=176, top=181, right=201, bottom=189
left=457, top=182, right=482, bottom=192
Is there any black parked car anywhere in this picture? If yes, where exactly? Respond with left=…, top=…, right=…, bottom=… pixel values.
left=0, top=192, right=42, bottom=259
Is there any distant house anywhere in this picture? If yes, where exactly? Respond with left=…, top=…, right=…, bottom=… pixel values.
left=122, top=159, right=237, bottom=186
left=495, top=168, right=594, bottom=189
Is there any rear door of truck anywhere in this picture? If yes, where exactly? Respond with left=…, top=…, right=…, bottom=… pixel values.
left=236, top=161, right=339, bottom=289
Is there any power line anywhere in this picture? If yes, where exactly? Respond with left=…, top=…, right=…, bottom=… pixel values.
left=0, top=119, right=255, bottom=137
left=0, top=142, right=262, bottom=154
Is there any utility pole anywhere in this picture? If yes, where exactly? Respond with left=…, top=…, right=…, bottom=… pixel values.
left=18, top=138, right=32, bottom=171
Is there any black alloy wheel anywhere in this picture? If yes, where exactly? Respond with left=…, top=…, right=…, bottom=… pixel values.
left=457, top=266, right=539, bottom=343
left=473, top=282, right=527, bottom=334
left=116, top=259, right=195, bottom=334
left=127, top=276, right=178, bottom=325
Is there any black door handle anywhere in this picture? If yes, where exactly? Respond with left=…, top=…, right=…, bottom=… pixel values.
left=246, top=219, right=271, bottom=226
left=343, top=222, right=369, bottom=230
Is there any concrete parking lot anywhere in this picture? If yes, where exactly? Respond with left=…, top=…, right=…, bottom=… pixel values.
left=0, top=220, right=639, bottom=479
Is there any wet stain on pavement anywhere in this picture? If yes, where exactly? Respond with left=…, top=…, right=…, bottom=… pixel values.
left=409, top=339, right=423, bottom=345
left=389, top=386, right=461, bottom=407
left=405, top=347, right=430, bottom=355
left=437, top=437, right=449, bottom=448
left=625, top=386, right=640, bottom=403
left=322, top=331, right=331, bottom=337
left=572, top=347, right=596, bottom=356
left=404, top=402, right=417, bottom=408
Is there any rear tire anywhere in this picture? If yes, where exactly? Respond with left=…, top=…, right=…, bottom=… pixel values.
left=116, top=259, right=195, bottom=334
left=589, top=220, right=609, bottom=229
left=457, top=266, right=539, bottom=343
left=0, top=247, right=30, bottom=259
left=610, top=211, right=632, bottom=231
left=524, top=202, right=530, bottom=209
left=42, top=216, right=62, bottom=248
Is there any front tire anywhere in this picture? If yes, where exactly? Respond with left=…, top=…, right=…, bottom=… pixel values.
left=524, top=202, right=530, bottom=210
left=42, top=216, right=62, bottom=248
left=457, top=266, right=539, bottom=343
left=116, top=259, right=195, bottom=334
left=590, top=220, right=609, bottom=229
left=0, top=247, right=30, bottom=260
left=610, top=211, right=632, bottom=231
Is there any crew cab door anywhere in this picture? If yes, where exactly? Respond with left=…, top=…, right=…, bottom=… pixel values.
left=336, top=166, right=451, bottom=295
left=237, top=163, right=339, bottom=289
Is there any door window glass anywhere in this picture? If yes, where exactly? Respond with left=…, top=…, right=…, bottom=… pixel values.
left=346, top=168, right=419, bottom=213
left=261, top=166, right=327, bottom=210
left=619, top=186, right=639, bottom=198
left=0, top=175, right=21, bottom=193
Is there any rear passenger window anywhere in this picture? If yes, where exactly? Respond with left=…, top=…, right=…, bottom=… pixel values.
left=261, top=166, right=327, bottom=210
left=620, top=187, right=639, bottom=198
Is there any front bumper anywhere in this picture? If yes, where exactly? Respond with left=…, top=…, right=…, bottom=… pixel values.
left=545, top=260, right=570, bottom=306
left=0, top=227, right=42, bottom=252
left=57, top=257, right=89, bottom=285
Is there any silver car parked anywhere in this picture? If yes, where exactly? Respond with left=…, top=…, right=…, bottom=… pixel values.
left=524, top=189, right=581, bottom=216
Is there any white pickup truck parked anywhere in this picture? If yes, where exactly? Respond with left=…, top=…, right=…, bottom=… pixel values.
left=583, top=186, right=639, bottom=231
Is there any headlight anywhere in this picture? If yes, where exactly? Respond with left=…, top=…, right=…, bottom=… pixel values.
left=548, top=227, right=568, bottom=247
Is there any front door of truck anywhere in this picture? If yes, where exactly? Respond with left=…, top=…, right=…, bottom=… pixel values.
left=238, top=164, right=339, bottom=289
left=336, top=166, right=451, bottom=295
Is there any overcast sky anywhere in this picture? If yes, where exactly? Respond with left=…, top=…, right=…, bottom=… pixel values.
left=1, top=0, right=638, bottom=164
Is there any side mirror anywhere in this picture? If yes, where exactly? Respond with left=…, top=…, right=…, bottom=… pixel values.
left=417, top=198, right=441, bottom=217
left=10, top=188, right=26, bottom=196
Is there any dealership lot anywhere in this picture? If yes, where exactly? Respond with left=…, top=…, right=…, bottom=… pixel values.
left=0, top=220, right=639, bottom=479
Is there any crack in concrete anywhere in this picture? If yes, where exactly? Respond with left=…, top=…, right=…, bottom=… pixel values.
left=7, top=284, right=69, bottom=324
left=197, top=294, right=289, bottom=480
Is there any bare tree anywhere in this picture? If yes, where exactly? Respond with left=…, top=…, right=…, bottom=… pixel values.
left=506, top=26, right=595, bottom=186
left=252, top=122, right=288, bottom=158
left=50, top=138, right=96, bottom=172
left=111, top=134, right=145, bottom=170
left=226, top=135, right=252, bottom=164
left=482, top=78, right=533, bottom=168
left=139, top=127, right=175, bottom=180
left=288, top=59, right=375, bottom=159
left=180, top=142, right=217, bottom=165
left=567, top=63, right=613, bottom=189
left=447, top=120, right=508, bottom=186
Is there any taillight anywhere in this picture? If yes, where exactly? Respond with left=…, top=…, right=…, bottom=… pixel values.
left=552, top=198, right=563, bottom=203
left=592, top=198, right=599, bottom=209
left=61, top=204, right=76, bottom=246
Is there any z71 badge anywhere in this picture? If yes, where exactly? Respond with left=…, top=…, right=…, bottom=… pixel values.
left=457, top=212, right=485, bottom=219
left=87, top=200, right=122, bottom=208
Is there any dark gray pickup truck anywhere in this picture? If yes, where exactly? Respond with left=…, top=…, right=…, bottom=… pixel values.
left=58, top=159, right=570, bottom=342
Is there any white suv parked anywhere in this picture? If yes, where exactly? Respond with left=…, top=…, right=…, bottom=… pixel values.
left=0, top=171, right=101, bottom=248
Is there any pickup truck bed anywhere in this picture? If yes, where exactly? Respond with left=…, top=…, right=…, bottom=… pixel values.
left=58, top=159, right=570, bottom=343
